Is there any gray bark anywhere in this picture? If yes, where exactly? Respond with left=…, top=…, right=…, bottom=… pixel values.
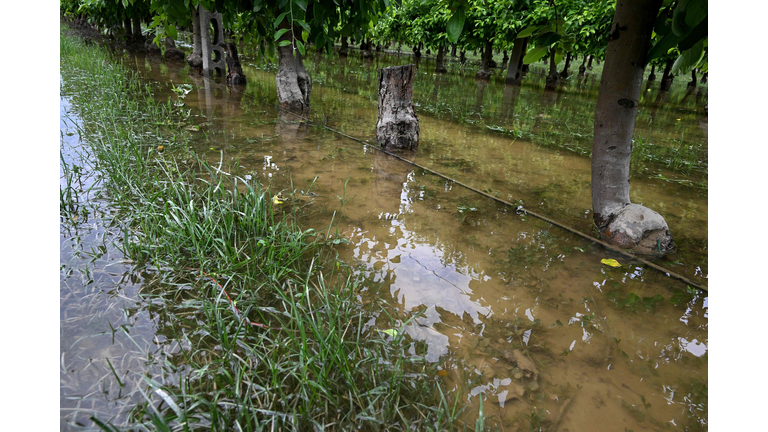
left=476, top=40, right=494, bottom=80
left=276, top=46, right=311, bottom=112
left=186, top=6, right=203, bottom=70
left=376, top=65, right=419, bottom=151
left=591, top=0, right=673, bottom=255
left=545, top=54, right=559, bottom=90
left=505, top=37, right=528, bottom=85
left=435, top=44, right=447, bottom=74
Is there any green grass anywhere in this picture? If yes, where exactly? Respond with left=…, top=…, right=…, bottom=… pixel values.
left=61, top=27, right=462, bottom=432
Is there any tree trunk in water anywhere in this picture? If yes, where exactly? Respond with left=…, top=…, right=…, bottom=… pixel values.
left=276, top=22, right=311, bottom=113
left=435, top=43, right=447, bottom=73
left=501, top=50, right=509, bottom=69
left=687, top=69, right=697, bottom=88
left=578, top=55, right=588, bottom=77
left=476, top=40, right=493, bottom=80
left=132, top=16, right=144, bottom=42
left=659, top=59, right=674, bottom=92
left=376, top=65, right=419, bottom=151
left=361, top=39, right=373, bottom=59
left=587, top=55, right=593, bottom=70
left=592, top=0, right=673, bottom=255
left=221, top=43, right=246, bottom=84
left=559, top=52, right=572, bottom=78
left=545, top=53, right=559, bottom=90
left=413, top=44, right=422, bottom=58
left=186, top=6, right=203, bottom=70
left=339, top=37, right=348, bottom=56
left=451, top=44, right=457, bottom=57
left=700, top=71, right=707, bottom=83
left=505, top=37, right=528, bottom=85
left=647, top=63, right=656, bottom=81
left=459, top=50, right=466, bottom=64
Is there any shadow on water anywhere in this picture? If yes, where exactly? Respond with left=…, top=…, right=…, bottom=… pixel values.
left=61, top=41, right=707, bottom=430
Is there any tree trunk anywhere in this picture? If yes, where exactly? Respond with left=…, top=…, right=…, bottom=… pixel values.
left=132, top=15, right=144, bottom=42
left=376, top=65, right=419, bottom=151
left=221, top=43, right=246, bottom=84
left=687, top=69, right=697, bottom=88
left=501, top=50, right=509, bottom=69
left=591, top=0, right=673, bottom=255
left=459, top=50, right=466, bottom=64
left=339, top=37, right=349, bottom=56
left=587, top=55, right=593, bottom=70
left=476, top=39, right=493, bottom=80
left=451, top=44, right=457, bottom=57
left=505, top=37, right=528, bottom=85
left=276, top=22, right=311, bottom=113
left=435, top=43, right=447, bottom=73
left=578, top=55, right=588, bottom=77
left=413, top=44, right=422, bottom=58
left=559, top=52, right=572, bottom=78
left=647, top=63, right=656, bottom=81
left=122, top=11, right=133, bottom=42
left=186, top=6, right=203, bottom=70
left=659, top=58, right=674, bottom=92
left=700, top=71, right=707, bottom=83
left=545, top=53, right=559, bottom=90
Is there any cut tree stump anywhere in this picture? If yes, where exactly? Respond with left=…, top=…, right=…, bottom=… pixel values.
left=376, top=65, right=419, bottom=151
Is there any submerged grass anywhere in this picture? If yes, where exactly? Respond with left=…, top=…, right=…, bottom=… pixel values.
left=61, top=28, right=462, bottom=431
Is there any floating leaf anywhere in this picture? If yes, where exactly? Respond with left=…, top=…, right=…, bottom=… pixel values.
left=601, top=258, right=621, bottom=268
left=379, top=328, right=398, bottom=337
left=437, top=369, right=449, bottom=377
left=272, top=195, right=284, bottom=205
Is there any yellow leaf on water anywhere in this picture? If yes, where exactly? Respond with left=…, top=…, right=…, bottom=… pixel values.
left=272, top=195, right=284, bottom=205
left=601, top=258, right=621, bottom=268
left=379, top=329, right=398, bottom=337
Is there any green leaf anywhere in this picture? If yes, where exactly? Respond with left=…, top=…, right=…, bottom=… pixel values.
left=166, top=24, right=177, bottom=40
left=446, top=8, right=466, bottom=44
left=278, top=40, right=292, bottom=47
left=274, top=28, right=290, bottom=41
left=554, top=51, right=563, bottom=66
left=677, top=17, right=707, bottom=51
left=296, top=39, right=305, bottom=56
left=302, top=31, right=309, bottom=42
left=672, top=0, right=692, bottom=36
left=379, top=328, right=399, bottom=337
left=654, top=15, right=671, bottom=36
left=536, top=32, right=562, bottom=48
left=523, top=46, right=548, bottom=64
left=671, top=39, right=704, bottom=75
left=517, top=25, right=541, bottom=39
left=275, top=11, right=289, bottom=28
left=294, top=0, right=308, bottom=11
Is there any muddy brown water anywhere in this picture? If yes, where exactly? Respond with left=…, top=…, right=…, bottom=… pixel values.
left=61, top=46, right=707, bottom=430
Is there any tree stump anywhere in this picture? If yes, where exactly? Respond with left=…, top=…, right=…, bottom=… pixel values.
left=220, top=42, right=246, bottom=85
left=376, top=65, right=419, bottom=151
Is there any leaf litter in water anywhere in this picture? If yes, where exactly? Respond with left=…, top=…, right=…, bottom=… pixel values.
left=601, top=258, right=621, bottom=268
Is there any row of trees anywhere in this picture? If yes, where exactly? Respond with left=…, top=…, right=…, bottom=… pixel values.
left=60, top=0, right=708, bottom=255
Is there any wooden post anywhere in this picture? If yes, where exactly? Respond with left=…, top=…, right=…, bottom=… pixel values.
left=376, top=65, right=419, bottom=151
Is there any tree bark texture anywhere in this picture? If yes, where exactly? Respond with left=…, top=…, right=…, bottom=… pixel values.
left=591, top=0, right=673, bottom=255
left=376, top=65, right=419, bottom=151
left=186, top=6, right=203, bottom=70
left=221, top=42, right=246, bottom=85
left=659, top=59, right=673, bottom=91
left=132, top=16, right=144, bottom=42
left=505, top=37, right=528, bottom=85
left=559, top=52, right=572, bottom=78
left=435, top=44, right=447, bottom=73
left=476, top=40, right=494, bottom=80
left=122, top=12, right=133, bottom=41
left=339, top=37, right=349, bottom=56
left=545, top=54, right=559, bottom=90
left=276, top=45, right=312, bottom=113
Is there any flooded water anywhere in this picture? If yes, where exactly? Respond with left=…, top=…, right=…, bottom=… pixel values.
left=61, top=42, right=707, bottom=431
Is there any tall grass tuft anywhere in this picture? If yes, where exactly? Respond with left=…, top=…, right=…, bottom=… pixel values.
left=61, top=28, right=462, bottom=431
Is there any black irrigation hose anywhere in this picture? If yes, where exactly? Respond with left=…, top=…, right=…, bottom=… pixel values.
left=200, top=74, right=708, bottom=293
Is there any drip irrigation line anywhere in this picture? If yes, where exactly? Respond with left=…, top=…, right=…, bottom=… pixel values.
left=198, top=74, right=708, bottom=293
